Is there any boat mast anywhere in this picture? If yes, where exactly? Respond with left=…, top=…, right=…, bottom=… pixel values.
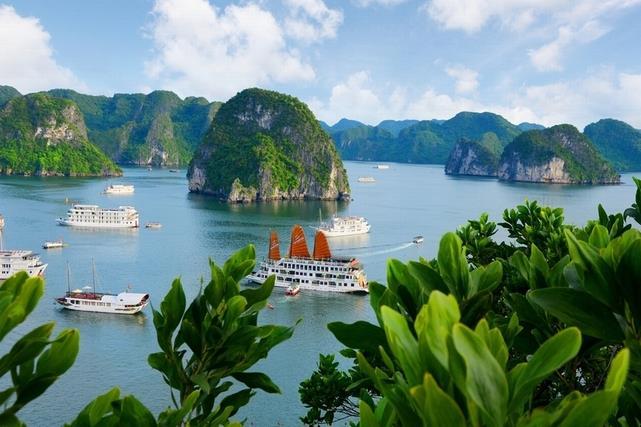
left=92, top=258, right=96, bottom=295
left=0, top=214, right=4, bottom=251
left=66, top=261, right=71, bottom=295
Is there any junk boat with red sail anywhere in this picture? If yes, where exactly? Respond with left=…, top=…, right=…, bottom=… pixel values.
left=55, top=261, right=149, bottom=315
left=247, top=225, right=368, bottom=294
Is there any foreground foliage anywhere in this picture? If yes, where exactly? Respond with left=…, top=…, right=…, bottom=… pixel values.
left=300, top=177, right=641, bottom=426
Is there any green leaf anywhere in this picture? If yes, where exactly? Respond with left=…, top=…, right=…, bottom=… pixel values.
left=411, top=374, right=465, bottom=427
left=451, top=324, right=508, bottom=427
left=605, top=348, right=629, bottom=392
left=360, top=399, right=380, bottom=427
left=219, top=388, right=254, bottom=417
left=558, top=391, right=619, bottom=427
left=240, top=274, right=275, bottom=307
left=35, top=328, right=79, bottom=376
left=437, top=233, right=470, bottom=300
left=588, top=224, right=610, bottom=248
left=231, top=372, right=280, bottom=393
left=120, top=395, right=157, bottom=426
left=510, top=328, right=581, bottom=413
left=327, top=321, right=386, bottom=353
left=415, top=292, right=459, bottom=371
left=380, top=306, right=421, bottom=385
left=528, top=288, right=623, bottom=340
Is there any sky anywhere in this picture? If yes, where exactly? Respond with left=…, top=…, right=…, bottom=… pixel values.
left=2, top=0, right=641, bottom=128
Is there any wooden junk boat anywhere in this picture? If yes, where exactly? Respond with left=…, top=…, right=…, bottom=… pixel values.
left=247, top=225, right=368, bottom=294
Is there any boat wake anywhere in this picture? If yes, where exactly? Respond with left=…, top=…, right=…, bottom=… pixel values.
left=333, top=241, right=415, bottom=258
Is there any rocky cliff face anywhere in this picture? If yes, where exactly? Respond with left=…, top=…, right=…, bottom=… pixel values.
left=46, top=89, right=221, bottom=167
left=498, top=125, right=620, bottom=184
left=188, top=88, right=350, bottom=202
left=0, top=93, right=121, bottom=177
left=445, top=139, right=498, bottom=176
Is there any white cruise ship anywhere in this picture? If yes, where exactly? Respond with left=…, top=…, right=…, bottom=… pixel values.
left=0, top=250, right=48, bottom=281
left=103, top=184, right=134, bottom=195
left=247, top=225, right=368, bottom=294
left=357, top=176, right=376, bottom=183
left=316, top=215, right=371, bottom=237
left=57, top=204, right=139, bottom=228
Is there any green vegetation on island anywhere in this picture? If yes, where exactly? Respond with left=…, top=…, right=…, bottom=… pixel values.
left=0, top=93, right=121, bottom=176
left=445, top=138, right=500, bottom=176
left=499, top=124, right=620, bottom=184
left=584, top=118, right=641, bottom=172
left=46, top=89, right=222, bottom=167
left=188, top=88, right=350, bottom=202
left=0, top=85, right=21, bottom=107
left=330, top=112, right=521, bottom=164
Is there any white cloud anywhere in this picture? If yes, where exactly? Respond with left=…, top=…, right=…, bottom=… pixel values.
left=283, top=0, right=343, bottom=42
left=528, top=20, right=608, bottom=71
left=310, top=69, right=641, bottom=129
left=445, top=65, right=479, bottom=93
left=145, top=0, right=315, bottom=101
left=423, top=0, right=641, bottom=72
left=354, top=0, right=409, bottom=6
left=0, top=5, right=84, bottom=93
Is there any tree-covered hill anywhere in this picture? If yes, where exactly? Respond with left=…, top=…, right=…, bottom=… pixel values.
left=584, top=118, right=641, bottom=172
left=46, top=89, right=221, bottom=166
left=0, top=93, right=121, bottom=176
left=0, top=85, right=21, bottom=107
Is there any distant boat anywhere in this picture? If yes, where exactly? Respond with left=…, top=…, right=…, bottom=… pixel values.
left=413, top=235, right=424, bottom=244
left=285, top=285, right=300, bottom=296
left=145, top=222, right=162, bottom=229
left=374, top=164, right=390, bottom=169
left=0, top=215, right=48, bottom=280
left=315, top=212, right=371, bottom=237
left=55, top=261, right=149, bottom=315
left=103, top=184, right=134, bottom=195
left=357, top=176, right=376, bottom=183
left=42, top=240, right=66, bottom=249
left=147, top=166, right=152, bottom=171
left=169, top=169, right=179, bottom=173
left=247, top=226, right=368, bottom=294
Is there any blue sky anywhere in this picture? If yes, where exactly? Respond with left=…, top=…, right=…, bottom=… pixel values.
left=2, top=0, right=641, bottom=128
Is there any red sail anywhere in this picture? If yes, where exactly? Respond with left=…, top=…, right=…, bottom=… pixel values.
left=313, top=231, right=332, bottom=260
left=288, top=225, right=310, bottom=258
left=268, top=231, right=281, bottom=260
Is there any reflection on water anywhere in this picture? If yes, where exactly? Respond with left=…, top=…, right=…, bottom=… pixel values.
left=54, top=306, right=148, bottom=327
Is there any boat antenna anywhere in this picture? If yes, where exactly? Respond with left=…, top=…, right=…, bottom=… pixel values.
left=92, top=258, right=96, bottom=295
left=0, top=214, right=4, bottom=251
left=319, top=208, right=322, bottom=225
left=66, top=261, right=71, bottom=295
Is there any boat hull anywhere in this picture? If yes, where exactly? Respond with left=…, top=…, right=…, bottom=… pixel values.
left=57, top=219, right=139, bottom=228
left=317, top=227, right=371, bottom=237
left=55, top=297, right=148, bottom=315
left=247, top=274, right=367, bottom=294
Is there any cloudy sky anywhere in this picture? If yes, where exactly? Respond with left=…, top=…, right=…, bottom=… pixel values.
left=2, top=0, right=641, bottom=128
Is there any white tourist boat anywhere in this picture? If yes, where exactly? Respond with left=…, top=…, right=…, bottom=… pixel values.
left=374, top=164, right=390, bottom=169
left=103, top=184, right=134, bottom=195
left=357, top=176, right=376, bottom=183
left=57, top=204, right=139, bottom=228
left=316, top=215, right=371, bottom=237
left=55, top=262, right=149, bottom=315
left=247, top=226, right=368, bottom=294
left=0, top=215, right=48, bottom=280
left=145, top=222, right=162, bottom=229
left=0, top=251, right=48, bottom=281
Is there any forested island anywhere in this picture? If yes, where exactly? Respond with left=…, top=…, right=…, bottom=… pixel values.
left=188, top=88, right=350, bottom=202
left=0, top=93, right=120, bottom=176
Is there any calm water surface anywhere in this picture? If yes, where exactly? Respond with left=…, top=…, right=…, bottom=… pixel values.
left=0, top=162, right=637, bottom=425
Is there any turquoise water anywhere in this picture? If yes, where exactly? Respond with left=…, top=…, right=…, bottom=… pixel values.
left=0, top=162, right=638, bottom=425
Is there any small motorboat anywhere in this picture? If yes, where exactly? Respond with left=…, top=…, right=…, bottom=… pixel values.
left=145, top=222, right=162, bottom=229
left=357, top=176, right=376, bottom=183
left=285, top=285, right=301, bottom=296
left=169, top=169, right=179, bottom=173
left=413, top=236, right=424, bottom=244
left=43, top=240, right=66, bottom=249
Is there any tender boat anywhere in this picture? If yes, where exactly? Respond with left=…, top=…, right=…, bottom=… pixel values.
left=57, top=204, right=139, bottom=228
left=103, top=184, right=134, bottom=195
left=43, top=240, right=66, bottom=249
left=145, top=222, right=162, bottom=229
left=316, top=214, right=371, bottom=237
left=374, top=164, right=390, bottom=169
left=247, top=226, right=368, bottom=294
left=169, top=169, right=179, bottom=173
left=413, top=235, right=424, bottom=244
left=55, top=261, right=149, bottom=315
left=357, top=176, right=376, bottom=183
left=285, top=285, right=301, bottom=296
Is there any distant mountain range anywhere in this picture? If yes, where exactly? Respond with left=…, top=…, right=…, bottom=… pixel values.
left=322, top=114, right=641, bottom=172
